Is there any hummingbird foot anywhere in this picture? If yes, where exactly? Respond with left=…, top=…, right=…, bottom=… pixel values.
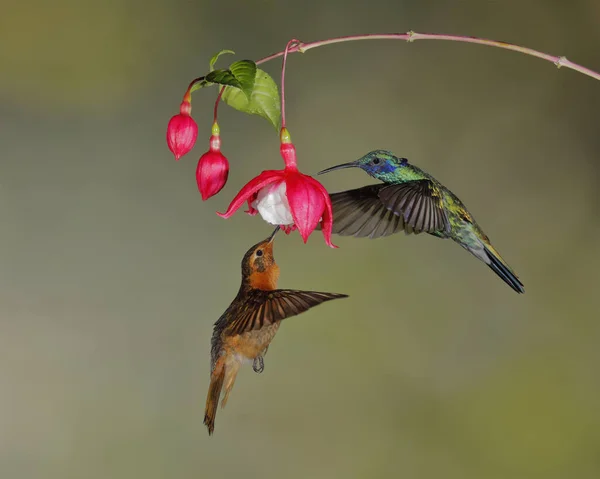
left=252, top=356, right=265, bottom=374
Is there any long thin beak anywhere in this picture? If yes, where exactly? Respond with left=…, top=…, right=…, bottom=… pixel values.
left=317, top=162, right=357, bottom=175
left=267, top=225, right=280, bottom=243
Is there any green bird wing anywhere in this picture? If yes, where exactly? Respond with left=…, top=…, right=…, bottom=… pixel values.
left=378, top=180, right=451, bottom=234
left=226, top=290, right=347, bottom=336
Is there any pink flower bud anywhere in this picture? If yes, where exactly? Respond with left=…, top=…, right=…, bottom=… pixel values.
left=196, top=127, right=229, bottom=200
left=166, top=101, right=198, bottom=161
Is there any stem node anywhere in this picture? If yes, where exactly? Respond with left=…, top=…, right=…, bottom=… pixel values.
left=555, top=56, right=568, bottom=69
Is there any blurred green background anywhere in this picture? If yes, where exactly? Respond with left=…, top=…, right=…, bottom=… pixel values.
left=2, top=0, right=600, bottom=477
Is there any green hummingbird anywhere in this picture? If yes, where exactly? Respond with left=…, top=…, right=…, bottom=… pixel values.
left=318, top=150, right=524, bottom=294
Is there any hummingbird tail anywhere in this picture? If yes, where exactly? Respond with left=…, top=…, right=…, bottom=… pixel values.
left=204, top=362, right=225, bottom=436
left=482, top=244, right=525, bottom=294
left=220, top=362, right=240, bottom=408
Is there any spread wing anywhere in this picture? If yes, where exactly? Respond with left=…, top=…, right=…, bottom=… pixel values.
left=377, top=180, right=450, bottom=234
left=227, top=290, right=348, bottom=336
left=325, top=181, right=450, bottom=238
left=327, top=184, right=408, bottom=238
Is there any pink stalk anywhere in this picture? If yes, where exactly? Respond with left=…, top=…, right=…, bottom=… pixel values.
left=186, top=32, right=599, bottom=96
left=255, top=31, right=600, bottom=81
left=280, top=39, right=301, bottom=129
left=185, top=31, right=599, bottom=101
left=213, top=87, right=225, bottom=123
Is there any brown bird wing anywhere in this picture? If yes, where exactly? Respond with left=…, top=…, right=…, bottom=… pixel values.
left=227, top=290, right=348, bottom=336
left=377, top=181, right=451, bottom=234
left=326, top=184, right=408, bottom=238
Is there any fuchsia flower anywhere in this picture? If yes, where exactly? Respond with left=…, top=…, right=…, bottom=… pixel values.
left=166, top=99, right=198, bottom=160
left=218, top=128, right=336, bottom=248
left=196, top=122, right=229, bottom=200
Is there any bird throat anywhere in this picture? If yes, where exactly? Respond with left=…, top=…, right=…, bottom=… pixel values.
left=248, top=264, right=280, bottom=290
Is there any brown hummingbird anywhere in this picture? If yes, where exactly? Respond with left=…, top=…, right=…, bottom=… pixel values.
left=203, top=227, right=348, bottom=435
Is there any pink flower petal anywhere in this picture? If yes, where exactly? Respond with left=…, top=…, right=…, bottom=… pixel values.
left=306, top=176, right=337, bottom=248
left=217, top=170, right=283, bottom=218
left=285, top=171, right=326, bottom=244
left=245, top=195, right=259, bottom=215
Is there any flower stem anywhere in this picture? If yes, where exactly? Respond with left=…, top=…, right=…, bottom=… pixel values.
left=213, top=86, right=225, bottom=123
left=280, top=39, right=301, bottom=129
left=256, top=31, right=600, bottom=82
left=184, top=31, right=599, bottom=108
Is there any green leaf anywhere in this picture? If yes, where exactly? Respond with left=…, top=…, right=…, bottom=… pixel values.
left=205, top=60, right=256, bottom=100
left=206, top=68, right=242, bottom=90
left=189, top=78, right=211, bottom=94
left=222, top=68, right=281, bottom=131
left=228, top=60, right=256, bottom=98
left=209, top=49, right=235, bottom=72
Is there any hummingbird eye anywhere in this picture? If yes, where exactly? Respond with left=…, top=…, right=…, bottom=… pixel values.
left=256, top=249, right=263, bottom=257
left=372, top=158, right=381, bottom=165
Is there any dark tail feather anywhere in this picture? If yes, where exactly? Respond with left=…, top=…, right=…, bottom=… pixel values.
left=204, top=364, right=225, bottom=436
left=483, top=244, right=525, bottom=294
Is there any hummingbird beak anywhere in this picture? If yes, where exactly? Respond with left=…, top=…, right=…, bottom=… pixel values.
left=317, top=162, right=358, bottom=175
left=267, top=225, right=280, bottom=243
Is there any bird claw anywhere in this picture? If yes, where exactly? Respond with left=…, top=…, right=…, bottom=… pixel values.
left=253, top=356, right=264, bottom=374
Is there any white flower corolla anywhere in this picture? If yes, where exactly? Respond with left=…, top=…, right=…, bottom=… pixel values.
left=251, top=181, right=294, bottom=226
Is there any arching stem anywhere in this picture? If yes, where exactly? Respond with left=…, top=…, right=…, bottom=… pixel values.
left=255, top=31, right=600, bottom=82
left=213, top=87, right=225, bottom=123
left=183, top=31, right=600, bottom=108
left=280, top=39, right=301, bottom=129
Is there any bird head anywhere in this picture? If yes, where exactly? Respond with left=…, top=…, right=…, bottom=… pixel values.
left=241, top=226, right=281, bottom=290
left=318, top=150, right=408, bottom=181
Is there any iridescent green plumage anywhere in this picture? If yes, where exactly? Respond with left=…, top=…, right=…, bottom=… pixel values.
left=318, top=150, right=524, bottom=293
